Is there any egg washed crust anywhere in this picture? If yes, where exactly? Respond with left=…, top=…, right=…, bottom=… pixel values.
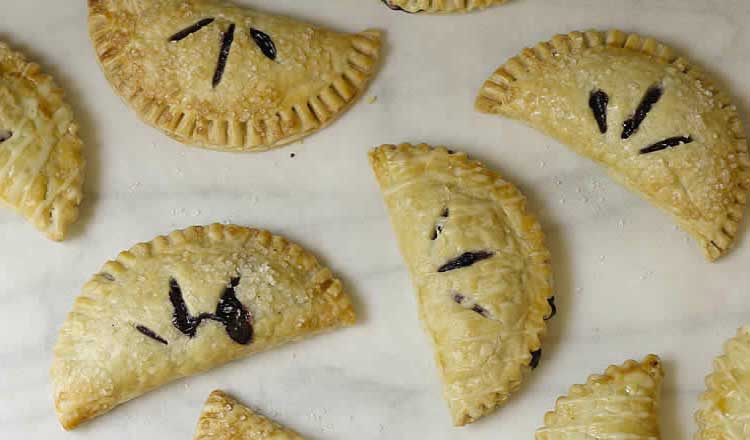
left=0, top=41, right=85, bottom=240
left=88, top=0, right=381, bottom=152
left=52, top=224, right=355, bottom=429
left=382, top=0, right=506, bottom=13
left=476, top=29, right=750, bottom=261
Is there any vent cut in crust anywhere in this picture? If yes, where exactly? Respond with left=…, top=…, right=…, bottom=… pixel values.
left=476, top=30, right=750, bottom=261
left=88, top=0, right=382, bottom=152
left=369, top=143, right=554, bottom=425
left=0, top=41, right=85, bottom=240
left=51, top=224, right=355, bottom=429
left=536, top=355, right=663, bottom=440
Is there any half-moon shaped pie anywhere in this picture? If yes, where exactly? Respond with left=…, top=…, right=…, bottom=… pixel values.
left=194, top=391, right=306, bottom=440
left=696, top=326, right=750, bottom=439
left=369, top=143, right=554, bottom=425
left=51, top=224, right=355, bottom=429
left=381, top=0, right=505, bottom=13
left=0, top=42, right=85, bottom=240
left=88, top=0, right=382, bottom=152
left=476, top=30, right=750, bottom=260
left=536, top=355, right=663, bottom=440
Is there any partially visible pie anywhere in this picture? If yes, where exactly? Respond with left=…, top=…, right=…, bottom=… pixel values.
left=51, top=224, right=355, bottom=429
left=369, top=143, right=554, bottom=425
left=0, top=41, right=85, bottom=240
left=476, top=30, right=750, bottom=260
left=696, top=326, right=750, bottom=439
left=381, top=0, right=505, bottom=13
left=88, top=0, right=382, bottom=152
left=536, top=355, right=663, bottom=440
left=195, top=391, right=306, bottom=440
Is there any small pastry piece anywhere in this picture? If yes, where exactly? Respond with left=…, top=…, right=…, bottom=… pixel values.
left=0, top=41, right=85, bottom=240
left=696, top=326, right=750, bottom=439
left=51, top=224, right=355, bottom=430
left=536, top=355, right=663, bottom=440
left=476, top=30, right=750, bottom=261
left=195, top=391, right=305, bottom=440
left=369, top=143, right=553, bottom=426
left=381, top=0, right=505, bottom=13
left=88, top=0, right=382, bottom=152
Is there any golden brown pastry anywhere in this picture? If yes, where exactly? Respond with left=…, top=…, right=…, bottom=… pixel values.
left=194, top=391, right=306, bottom=440
left=51, top=224, right=355, bottom=429
left=369, top=143, right=554, bottom=425
left=536, top=355, right=663, bottom=440
left=380, top=0, right=505, bottom=13
left=476, top=30, right=750, bottom=261
left=696, top=326, right=750, bottom=439
left=0, top=41, right=84, bottom=240
left=88, top=0, right=382, bottom=151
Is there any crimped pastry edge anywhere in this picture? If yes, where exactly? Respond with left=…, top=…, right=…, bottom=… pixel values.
left=369, top=143, right=554, bottom=426
left=0, top=41, right=85, bottom=240
left=695, top=326, right=750, bottom=438
left=536, top=354, right=663, bottom=439
left=52, top=223, right=355, bottom=430
left=475, top=29, right=750, bottom=261
left=87, top=1, right=382, bottom=152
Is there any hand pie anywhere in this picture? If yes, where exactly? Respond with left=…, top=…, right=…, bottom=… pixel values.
left=369, top=143, right=554, bottom=425
left=696, top=326, right=750, bottom=439
left=476, top=30, right=750, bottom=261
left=536, top=355, right=663, bottom=440
left=195, top=391, right=306, bottom=440
left=381, top=0, right=505, bottom=13
left=51, top=224, right=355, bottom=430
left=0, top=42, right=85, bottom=240
left=88, top=0, right=382, bottom=152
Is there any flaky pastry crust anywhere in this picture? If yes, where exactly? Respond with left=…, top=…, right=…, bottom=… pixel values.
left=51, top=224, right=355, bottom=430
left=696, top=326, right=750, bottom=439
left=88, top=0, right=381, bottom=151
left=536, top=355, right=663, bottom=440
left=369, top=143, right=553, bottom=425
left=0, top=42, right=85, bottom=240
left=476, top=30, right=750, bottom=261
left=194, top=391, right=306, bottom=440
left=381, top=0, right=506, bottom=13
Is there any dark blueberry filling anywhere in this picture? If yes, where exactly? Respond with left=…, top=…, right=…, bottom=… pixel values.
left=639, top=136, right=693, bottom=155
left=587, top=86, right=692, bottom=155
left=135, top=325, right=168, bottom=345
left=213, top=277, right=253, bottom=344
left=544, top=297, right=557, bottom=320
left=431, top=208, right=450, bottom=240
left=452, top=293, right=490, bottom=318
left=169, top=277, right=253, bottom=345
left=622, top=85, right=663, bottom=139
left=438, top=251, right=494, bottom=273
left=212, top=24, right=236, bottom=88
left=0, top=130, right=11, bottom=143
left=250, top=28, right=277, bottom=61
left=588, top=90, right=609, bottom=134
left=530, top=349, right=542, bottom=369
left=380, top=0, right=418, bottom=12
left=169, top=18, right=216, bottom=42
left=470, top=304, right=490, bottom=318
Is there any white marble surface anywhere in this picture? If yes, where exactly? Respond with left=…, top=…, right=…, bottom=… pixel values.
left=1, top=0, right=749, bottom=438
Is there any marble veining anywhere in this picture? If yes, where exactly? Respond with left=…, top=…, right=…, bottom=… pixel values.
left=0, top=0, right=749, bottom=438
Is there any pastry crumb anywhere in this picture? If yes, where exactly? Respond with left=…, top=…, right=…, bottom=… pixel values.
left=368, top=95, right=377, bottom=104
